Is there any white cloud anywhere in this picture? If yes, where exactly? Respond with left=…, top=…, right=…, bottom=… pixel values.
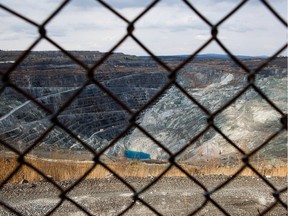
left=0, top=0, right=286, bottom=56
left=1, top=0, right=63, bottom=23
left=195, top=34, right=210, bottom=41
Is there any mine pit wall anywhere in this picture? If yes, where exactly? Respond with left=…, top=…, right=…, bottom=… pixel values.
left=0, top=52, right=286, bottom=161
left=0, top=68, right=286, bottom=154
left=0, top=69, right=169, bottom=152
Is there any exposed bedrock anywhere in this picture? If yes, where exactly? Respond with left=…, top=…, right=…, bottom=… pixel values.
left=116, top=73, right=287, bottom=162
left=0, top=51, right=286, bottom=162
left=0, top=71, right=169, bottom=152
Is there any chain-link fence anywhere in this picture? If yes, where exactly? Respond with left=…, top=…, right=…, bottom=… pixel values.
left=0, top=0, right=287, bottom=215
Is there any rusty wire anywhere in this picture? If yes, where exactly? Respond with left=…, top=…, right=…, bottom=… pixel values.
left=0, top=0, right=287, bottom=215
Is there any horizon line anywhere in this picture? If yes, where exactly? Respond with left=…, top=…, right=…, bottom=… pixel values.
left=0, top=49, right=274, bottom=58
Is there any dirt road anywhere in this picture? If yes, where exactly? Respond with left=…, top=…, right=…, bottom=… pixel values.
left=0, top=175, right=286, bottom=215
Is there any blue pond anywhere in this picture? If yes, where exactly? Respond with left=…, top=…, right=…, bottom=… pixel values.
left=124, top=150, right=151, bottom=160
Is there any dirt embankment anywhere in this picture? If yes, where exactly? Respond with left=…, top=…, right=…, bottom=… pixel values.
left=1, top=153, right=287, bottom=184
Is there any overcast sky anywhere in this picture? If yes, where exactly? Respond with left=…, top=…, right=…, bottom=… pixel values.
left=0, top=0, right=287, bottom=56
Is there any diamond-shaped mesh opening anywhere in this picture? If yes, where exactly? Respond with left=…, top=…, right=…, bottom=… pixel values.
left=0, top=7, right=38, bottom=52
left=214, top=88, right=283, bottom=151
left=57, top=83, right=131, bottom=152
left=46, top=0, right=127, bottom=56
left=65, top=187, right=134, bottom=215
left=176, top=48, right=247, bottom=113
left=254, top=56, right=287, bottom=112
left=36, top=126, right=89, bottom=153
left=139, top=168, right=206, bottom=215
left=250, top=130, right=287, bottom=165
left=99, top=161, right=171, bottom=190
left=133, top=86, right=207, bottom=156
left=29, top=136, right=95, bottom=188
left=134, top=0, right=211, bottom=59
left=100, top=127, right=172, bottom=189
left=0, top=87, right=51, bottom=152
left=218, top=0, right=286, bottom=58
left=0, top=163, right=61, bottom=215
left=176, top=128, right=246, bottom=178
left=6, top=40, right=90, bottom=113
left=210, top=174, right=286, bottom=215
left=64, top=163, right=136, bottom=215
left=90, top=38, right=171, bottom=114
left=9, top=41, right=88, bottom=80
left=113, top=125, right=171, bottom=161
left=248, top=131, right=287, bottom=188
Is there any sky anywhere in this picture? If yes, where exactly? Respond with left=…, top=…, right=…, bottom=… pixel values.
left=0, top=0, right=287, bottom=56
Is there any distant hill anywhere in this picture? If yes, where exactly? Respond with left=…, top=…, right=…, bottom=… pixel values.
left=195, top=53, right=268, bottom=59
left=141, top=53, right=268, bottom=60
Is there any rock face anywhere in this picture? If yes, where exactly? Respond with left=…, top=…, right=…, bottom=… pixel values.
left=0, top=51, right=286, bottom=162
left=0, top=51, right=169, bottom=153
left=111, top=58, right=287, bottom=162
left=119, top=72, right=287, bottom=162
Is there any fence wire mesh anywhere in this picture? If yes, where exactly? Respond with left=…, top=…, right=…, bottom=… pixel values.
left=0, top=0, right=287, bottom=215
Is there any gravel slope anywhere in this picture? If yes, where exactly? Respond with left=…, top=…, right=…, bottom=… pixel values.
left=0, top=176, right=287, bottom=216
